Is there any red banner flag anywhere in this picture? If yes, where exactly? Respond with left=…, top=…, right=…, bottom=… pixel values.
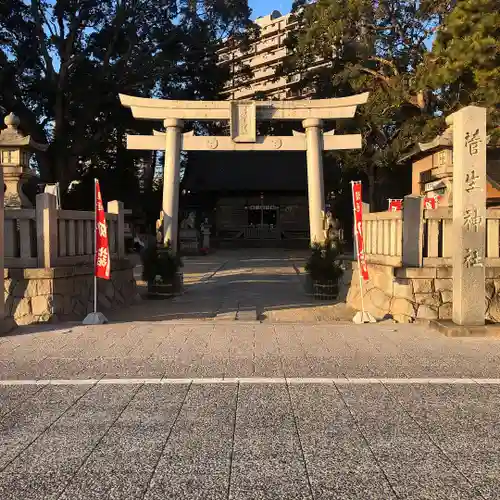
left=388, top=199, right=403, bottom=212
left=95, top=180, right=110, bottom=280
left=423, top=197, right=437, bottom=210
left=351, top=181, right=369, bottom=281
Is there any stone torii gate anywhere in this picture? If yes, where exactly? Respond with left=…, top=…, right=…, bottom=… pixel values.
left=119, top=93, right=369, bottom=251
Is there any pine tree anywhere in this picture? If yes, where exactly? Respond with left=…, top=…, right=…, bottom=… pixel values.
left=418, top=0, right=500, bottom=143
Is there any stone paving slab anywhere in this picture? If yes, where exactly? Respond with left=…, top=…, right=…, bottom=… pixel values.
left=0, top=385, right=90, bottom=471
left=3, top=322, right=500, bottom=380
left=0, top=381, right=499, bottom=499
left=337, top=384, right=481, bottom=499
left=289, top=384, right=396, bottom=499
left=389, top=384, right=500, bottom=500
left=0, top=384, right=139, bottom=500
left=145, top=384, right=235, bottom=500
left=60, top=384, right=188, bottom=500
left=230, top=384, right=313, bottom=500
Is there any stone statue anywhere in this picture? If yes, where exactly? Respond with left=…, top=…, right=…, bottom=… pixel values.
left=180, top=211, right=196, bottom=230
left=324, top=212, right=342, bottom=251
left=155, top=211, right=164, bottom=244
left=200, top=217, right=211, bottom=250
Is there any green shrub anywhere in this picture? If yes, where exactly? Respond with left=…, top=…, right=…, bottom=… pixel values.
left=305, top=241, right=344, bottom=283
left=141, top=243, right=183, bottom=283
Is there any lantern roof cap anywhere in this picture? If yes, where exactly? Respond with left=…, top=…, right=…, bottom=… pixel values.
left=0, top=112, right=48, bottom=151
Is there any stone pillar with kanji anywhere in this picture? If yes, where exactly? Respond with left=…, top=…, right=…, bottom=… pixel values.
left=449, top=106, right=487, bottom=326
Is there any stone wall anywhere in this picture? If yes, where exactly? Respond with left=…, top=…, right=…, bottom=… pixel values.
left=4, top=259, right=140, bottom=325
left=346, top=262, right=500, bottom=323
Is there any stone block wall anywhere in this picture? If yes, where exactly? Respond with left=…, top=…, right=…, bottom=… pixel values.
left=346, top=262, right=500, bottom=323
left=4, top=259, right=140, bottom=325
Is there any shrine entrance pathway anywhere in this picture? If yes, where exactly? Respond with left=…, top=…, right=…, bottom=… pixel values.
left=112, top=248, right=356, bottom=324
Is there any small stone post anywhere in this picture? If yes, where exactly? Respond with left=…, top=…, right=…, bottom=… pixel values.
left=107, top=200, right=125, bottom=258
left=36, top=193, right=58, bottom=268
left=402, top=195, right=424, bottom=267
left=201, top=218, right=211, bottom=249
left=449, top=106, right=487, bottom=326
left=303, top=118, right=326, bottom=245
left=162, top=118, right=183, bottom=252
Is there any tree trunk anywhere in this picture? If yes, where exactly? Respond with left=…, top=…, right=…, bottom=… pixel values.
left=144, top=150, right=156, bottom=194
left=367, top=163, right=376, bottom=210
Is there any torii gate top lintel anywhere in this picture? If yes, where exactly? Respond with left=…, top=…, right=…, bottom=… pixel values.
left=119, top=92, right=369, bottom=150
left=119, top=92, right=369, bottom=124
left=120, top=92, right=369, bottom=133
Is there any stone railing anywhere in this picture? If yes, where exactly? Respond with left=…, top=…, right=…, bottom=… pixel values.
left=363, top=211, right=403, bottom=266
left=423, top=207, right=500, bottom=267
left=361, top=201, right=500, bottom=269
left=243, top=226, right=280, bottom=239
left=422, top=207, right=453, bottom=267
left=4, top=208, right=37, bottom=268
left=5, top=193, right=125, bottom=269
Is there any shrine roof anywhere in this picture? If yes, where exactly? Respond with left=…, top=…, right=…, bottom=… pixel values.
left=398, top=128, right=453, bottom=164
left=399, top=127, right=497, bottom=165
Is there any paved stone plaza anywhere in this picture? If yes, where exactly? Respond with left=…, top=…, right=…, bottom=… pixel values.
left=2, top=319, right=500, bottom=498
left=1, top=251, right=500, bottom=499
left=121, top=249, right=356, bottom=323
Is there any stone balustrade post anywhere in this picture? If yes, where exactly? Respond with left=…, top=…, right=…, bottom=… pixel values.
left=402, top=195, right=424, bottom=267
left=36, top=193, right=57, bottom=268
left=107, top=200, right=125, bottom=259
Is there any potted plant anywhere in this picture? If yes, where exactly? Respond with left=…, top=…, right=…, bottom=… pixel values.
left=304, top=241, right=344, bottom=300
left=141, top=242, right=184, bottom=298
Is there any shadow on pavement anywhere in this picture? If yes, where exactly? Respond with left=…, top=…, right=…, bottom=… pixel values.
left=105, top=255, right=355, bottom=323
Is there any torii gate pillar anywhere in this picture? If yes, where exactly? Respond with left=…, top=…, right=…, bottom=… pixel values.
left=163, top=118, right=183, bottom=250
left=303, top=118, right=325, bottom=244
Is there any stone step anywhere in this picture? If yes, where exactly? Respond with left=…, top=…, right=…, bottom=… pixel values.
left=235, top=303, right=265, bottom=321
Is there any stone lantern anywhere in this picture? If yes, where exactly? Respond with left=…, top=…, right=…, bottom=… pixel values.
left=0, top=112, right=48, bottom=208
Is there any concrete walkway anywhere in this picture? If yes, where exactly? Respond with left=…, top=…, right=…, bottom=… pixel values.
left=1, top=322, right=500, bottom=498
left=3, top=321, right=500, bottom=380
left=113, top=249, right=356, bottom=323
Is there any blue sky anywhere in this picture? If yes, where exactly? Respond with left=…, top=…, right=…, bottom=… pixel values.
left=249, top=0, right=293, bottom=19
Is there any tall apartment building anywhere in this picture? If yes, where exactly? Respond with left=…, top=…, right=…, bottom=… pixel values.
left=181, top=11, right=332, bottom=247
left=217, top=10, right=316, bottom=100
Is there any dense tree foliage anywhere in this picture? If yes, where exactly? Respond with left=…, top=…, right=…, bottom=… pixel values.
left=280, top=0, right=497, bottom=209
left=418, top=0, right=500, bottom=145
left=0, top=0, right=252, bottom=213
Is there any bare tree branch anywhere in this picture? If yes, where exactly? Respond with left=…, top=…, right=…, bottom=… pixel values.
left=30, top=0, right=55, bottom=80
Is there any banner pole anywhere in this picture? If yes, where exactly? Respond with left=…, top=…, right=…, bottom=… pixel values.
left=358, top=254, right=366, bottom=316
left=82, top=178, right=108, bottom=325
left=93, top=178, right=97, bottom=314
left=351, top=181, right=366, bottom=316
left=350, top=181, right=375, bottom=324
